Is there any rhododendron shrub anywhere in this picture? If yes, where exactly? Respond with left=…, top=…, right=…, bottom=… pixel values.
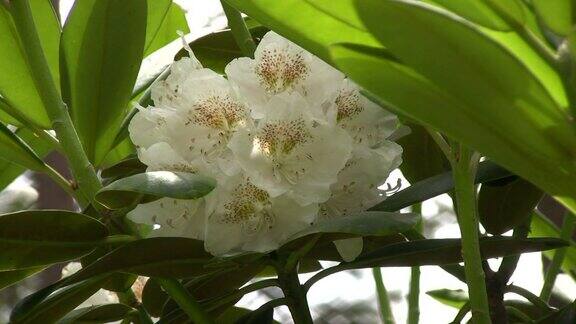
left=0, top=1, right=574, bottom=323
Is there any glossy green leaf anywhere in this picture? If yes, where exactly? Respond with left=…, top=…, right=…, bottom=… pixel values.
left=0, top=127, right=54, bottom=191
left=397, top=122, right=449, bottom=183
left=478, top=177, right=543, bottom=235
left=145, top=0, right=189, bottom=57
left=285, top=212, right=420, bottom=246
left=61, top=0, right=147, bottom=165
left=58, top=304, right=136, bottom=324
left=0, top=122, right=46, bottom=171
left=304, top=0, right=364, bottom=30
left=0, top=0, right=59, bottom=128
left=0, top=210, right=108, bottom=271
left=533, top=0, right=574, bottom=35
left=10, top=276, right=111, bottom=324
left=348, top=237, right=567, bottom=268
left=331, top=34, right=576, bottom=214
left=425, top=0, right=523, bottom=31
left=63, top=237, right=213, bottom=286
left=354, top=1, right=576, bottom=210
left=426, top=289, right=468, bottom=308
left=0, top=267, right=44, bottom=291
left=223, top=0, right=380, bottom=64
left=372, top=160, right=512, bottom=212
left=96, top=171, right=216, bottom=209
left=530, top=211, right=576, bottom=278
left=176, top=26, right=269, bottom=74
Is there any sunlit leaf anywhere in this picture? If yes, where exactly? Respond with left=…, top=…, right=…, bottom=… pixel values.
left=223, top=0, right=380, bottom=64
left=61, top=0, right=147, bottom=165
left=532, top=0, right=574, bottom=36
left=0, top=0, right=59, bottom=128
left=95, top=171, right=216, bottom=209
left=145, top=0, right=189, bottom=57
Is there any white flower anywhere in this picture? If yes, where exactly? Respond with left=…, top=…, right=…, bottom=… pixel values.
left=319, top=142, right=403, bottom=261
left=127, top=197, right=206, bottom=240
left=229, top=93, right=353, bottom=206
left=328, top=79, right=399, bottom=150
left=320, top=143, right=403, bottom=220
left=203, top=174, right=318, bottom=255
left=226, top=31, right=344, bottom=118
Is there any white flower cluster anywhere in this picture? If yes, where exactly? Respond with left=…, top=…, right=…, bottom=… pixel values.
left=128, top=32, right=403, bottom=258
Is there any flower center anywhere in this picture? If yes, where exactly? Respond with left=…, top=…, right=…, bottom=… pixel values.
left=335, top=89, right=363, bottom=122
left=189, top=95, right=246, bottom=131
left=220, top=182, right=274, bottom=234
left=256, top=48, right=310, bottom=94
left=256, top=117, right=311, bottom=156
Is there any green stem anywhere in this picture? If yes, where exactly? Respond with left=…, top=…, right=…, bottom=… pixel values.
left=157, top=278, right=213, bottom=324
left=372, top=267, right=396, bottom=324
left=10, top=0, right=102, bottom=208
left=117, top=289, right=154, bottom=324
left=451, top=146, right=491, bottom=324
left=277, top=265, right=313, bottom=324
left=221, top=1, right=256, bottom=57
left=540, top=211, right=575, bottom=301
left=497, top=217, right=532, bottom=283
left=408, top=205, right=422, bottom=324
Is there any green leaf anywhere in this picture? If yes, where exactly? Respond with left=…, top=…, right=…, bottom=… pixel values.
left=396, top=122, right=449, bottom=183
left=0, top=122, right=47, bottom=171
left=176, top=26, right=269, bottom=74
left=237, top=307, right=275, bottom=324
left=331, top=15, right=576, bottom=214
left=62, top=237, right=213, bottom=286
left=536, top=300, right=576, bottom=324
left=304, top=0, right=365, bottom=30
left=142, top=278, right=167, bottom=317
left=426, top=289, right=468, bottom=308
left=95, top=171, right=216, bottom=209
left=0, top=267, right=44, bottom=291
left=145, top=0, right=189, bottom=57
left=0, top=0, right=59, bottom=128
left=58, top=304, right=136, bottom=324
left=425, top=0, right=523, bottom=31
left=61, top=0, right=147, bottom=165
left=222, top=0, right=380, bottom=64
left=532, top=0, right=574, bottom=36
left=348, top=237, right=567, bottom=268
left=100, top=156, right=146, bottom=180
left=0, top=127, right=54, bottom=191
left=10, top=276, right=111, bottom=324
left=0, top=210, right=108, bottom=271
left=285, top=212, right=420, bottom=246
left=478, top=177, right=543, bottom=235
left=372, top=160, right=512, bottom=212
left=530, top=211, right=576, bottom=278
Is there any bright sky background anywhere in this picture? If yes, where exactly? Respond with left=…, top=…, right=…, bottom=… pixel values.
left=48, top=1, right=576, bottom=323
